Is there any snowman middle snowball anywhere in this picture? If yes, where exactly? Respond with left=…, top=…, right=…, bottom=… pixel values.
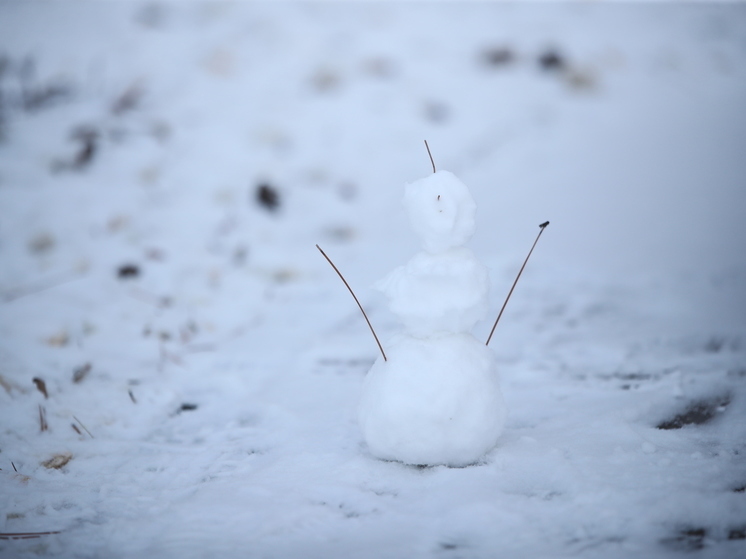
left=358, top=170, right=506, bottom=467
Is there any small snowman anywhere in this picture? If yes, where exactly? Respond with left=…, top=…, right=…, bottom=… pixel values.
left=318, top=146, right=547, bottom=467
left=357, top=168, right=506, bottom=467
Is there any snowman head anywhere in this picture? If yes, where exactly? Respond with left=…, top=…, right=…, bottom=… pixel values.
left=403, top=170, right=477, bottom=254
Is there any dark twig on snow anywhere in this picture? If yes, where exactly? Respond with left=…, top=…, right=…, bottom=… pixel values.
left=73, top=415, right=93, bottom=438
left=39, top=405, right=48, bottom=432
left=11, top=462, right=17, bottom=472
left=486, top=221, right=550, bottom=346
left=128, top=389, right=137, bottom=403
left=0, top=531, right=62, bottom=540
left=424, top=140, right=436, bottom=173
left=316, top=244, right=387, bottom=361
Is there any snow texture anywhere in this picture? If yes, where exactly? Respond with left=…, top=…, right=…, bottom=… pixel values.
left=1, top=2, right=746, bottom=558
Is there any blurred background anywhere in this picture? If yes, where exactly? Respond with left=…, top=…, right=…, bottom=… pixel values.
left=1, top=1, right=745, bottom=337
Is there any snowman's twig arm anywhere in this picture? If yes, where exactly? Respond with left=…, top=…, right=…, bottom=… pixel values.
left=486, top=221, right=550, bottom=346
left=316, top=244, right=387, bottom=361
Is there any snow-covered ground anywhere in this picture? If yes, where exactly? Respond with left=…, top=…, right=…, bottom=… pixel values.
left=1, top=2, right=745, bottom=557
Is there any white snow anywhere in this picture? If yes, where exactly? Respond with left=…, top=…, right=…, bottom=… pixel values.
left=1, top=2, right=745, bottom=558
left=403, top=171, right=477, bottom=255
left=375, top=247, right=489, bottom=337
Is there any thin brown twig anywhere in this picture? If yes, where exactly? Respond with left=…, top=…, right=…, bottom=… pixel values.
left=72, top=415, right=93, bottom=438
left=39, top=405, right=48, bottom=432
left=486, top=221, right=550, bottom=346
left=316, top=244, right=387, bottom=361
left=0, top=531, right=61, bottom=540
left=424, top=140, right=436, bottom=173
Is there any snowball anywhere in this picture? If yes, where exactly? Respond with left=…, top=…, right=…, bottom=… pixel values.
left=358, top=333, right=506, bottom=467
left=375, top=247, right=489, bottom=337
left=404, top=170, right=477, bottom=254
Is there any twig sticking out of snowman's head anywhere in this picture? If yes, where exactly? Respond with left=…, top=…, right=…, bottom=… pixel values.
left=424, top=140, right=436, bottom=173
left=400, top=142, right=477, bottom=254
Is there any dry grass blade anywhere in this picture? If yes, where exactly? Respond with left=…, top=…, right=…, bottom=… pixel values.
left=39, top=404, right=48, bottom=432
left=0, top=531, right=61, bottom=540
left=73, top=415, right=94, bottom=438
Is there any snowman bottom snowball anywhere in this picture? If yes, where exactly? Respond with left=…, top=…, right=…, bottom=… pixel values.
left=358, top=333, right=506, bottom=467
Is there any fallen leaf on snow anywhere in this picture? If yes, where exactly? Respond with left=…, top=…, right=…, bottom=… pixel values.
left=41, top=453, right=73, bottom=470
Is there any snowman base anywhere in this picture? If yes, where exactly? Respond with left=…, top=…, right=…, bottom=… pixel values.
left=358, top=333, right=506, bottom=467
